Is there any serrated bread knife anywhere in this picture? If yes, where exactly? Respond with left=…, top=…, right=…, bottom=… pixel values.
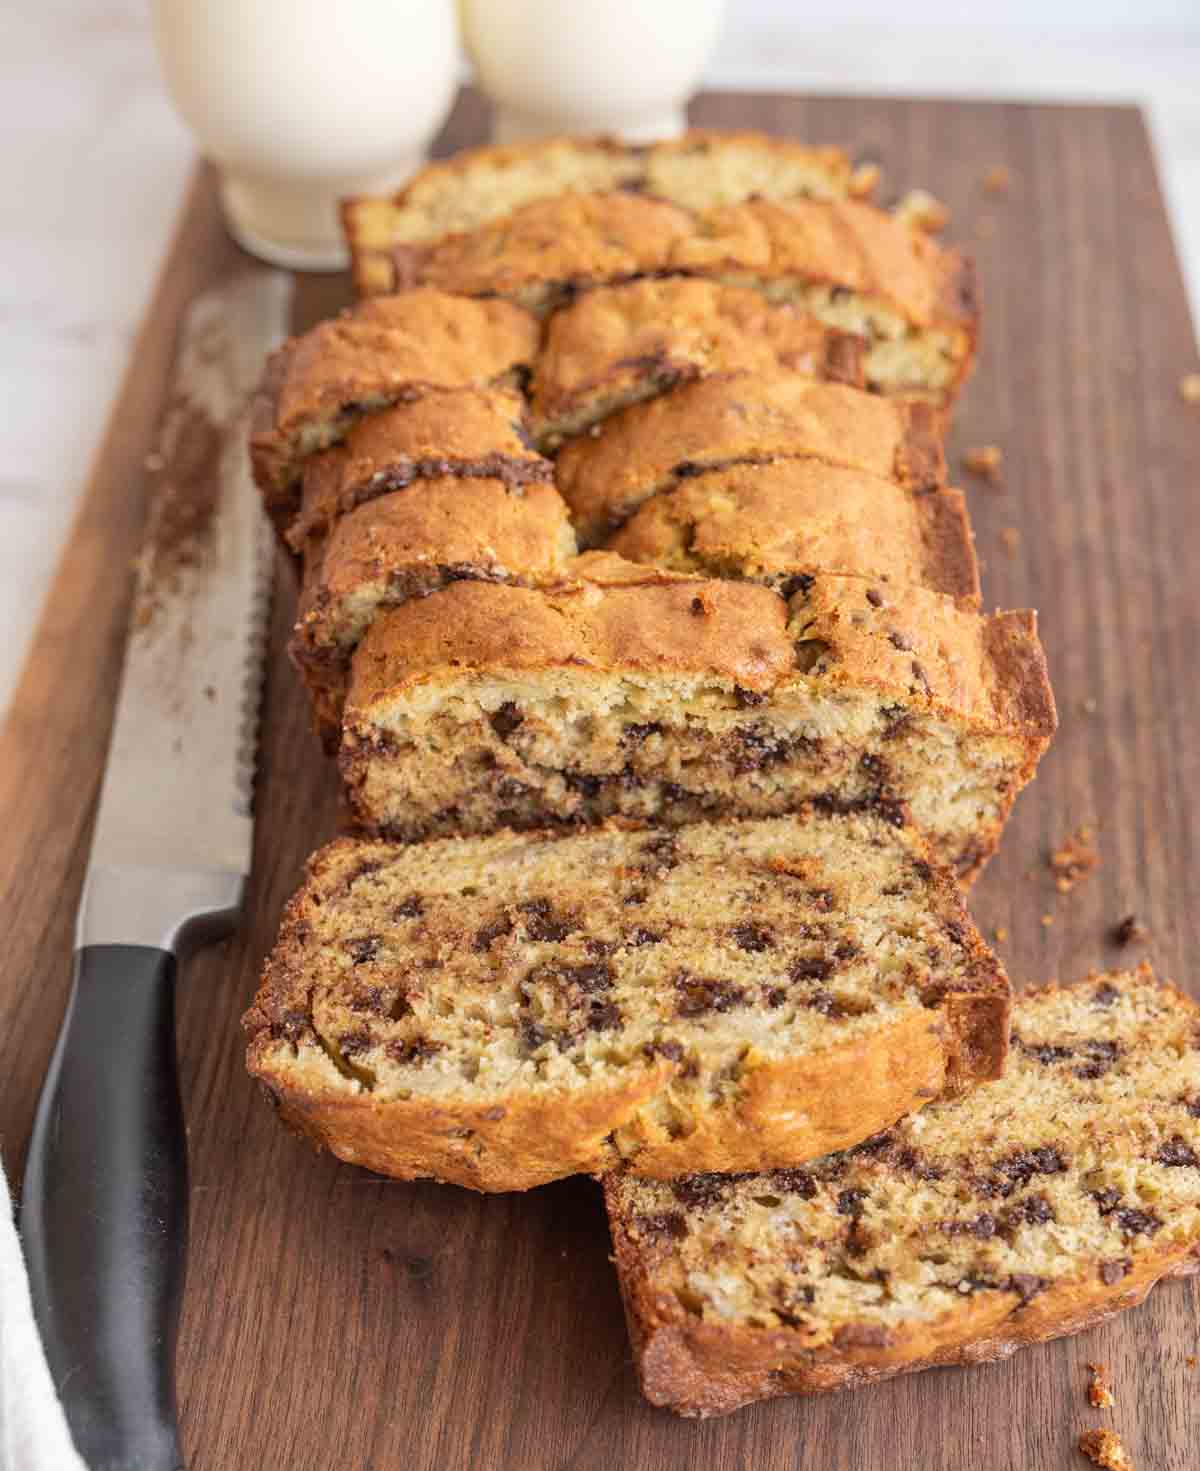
left=19, top=272, right=291, bottom=1471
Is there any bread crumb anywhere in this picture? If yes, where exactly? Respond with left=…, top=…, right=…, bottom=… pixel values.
left=1078, top=1427, right=1133, bottom=1470
left=1000, top=526, right=1021, bottom=556
left=1187, top=1355, right=1197, bottom=1370
left=1086, top=1362, right=1115, bottom=1409
left=994, top=925, right=1009, bottom=943
left=895, top=188, right=950, bottom=233
left=849, top=161, right=881, bottom=197
left=1081, top=697, right=1098, bottom=715
left=1049, top=827, right=1099, bottom=894
left=1041, top=913, right=1055, bottom=927
left=1111, top=914, right=1149, bottom=948
left=1179, top=374, right=1200, bottom=404
left=984, top=165, right=1012, bottom=194
left=963, top=445, right=1002, bottom=480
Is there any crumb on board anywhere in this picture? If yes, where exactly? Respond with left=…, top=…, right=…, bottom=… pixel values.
left=1041, top=913, right=1055, bottom=928
left=1081, top=697, right=1098, bottom=716
left=1111, top=914, right=1150, bottom=948
left=1086, top=1362, right=1115, bottom=1410
left=1000, top=526, right=1021, bottom=556
left=1078, top=1427, right=1133, bottom=1471
left=1187, top=1355, right=1197, bottom=1370
left=994, top=925, right=1009, bottom=943
left=1180, top=374, right=1200, bottom=404
left=1049, top=826, right=1100, bottom=894
left=894, top=188, right=950, bottom=232
left=962, top=445, right=1003, bottom=480
left=850, top=161, right=881, bottom=196
left=984, top=165, right=1013, bottom=194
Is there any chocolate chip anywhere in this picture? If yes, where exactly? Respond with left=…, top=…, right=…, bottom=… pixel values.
left=866, top=587, right=884, bottom=607
left=587, top=1000, right=621, bottom=1032
left=644, top=1039, right=684, bottom=1062
left=346, top=936, right=381, bottom=965
left=731, top=723, right=792, bottom=774
left=518, top=898, right=575, bottom=942
left=672, top=1173, right=744, bottom=1208
left=730, top=922, right=774, bottom=952
left=1000, top=1195, right=1055, bottom=1231
left=635, top=1211, right=687, bottom=1242
left=779, top=572, right=815, bottom=600
left=473, top=915, right=513, bottom=951
left=564, top=770, right=603, bottom=799
left=674, top=459, right=705, bottom=479
left=394, top=894, right=423, bottom=920
left=1116, top=1207, right=1162, bottom=1236
left=624, top=721, right=663, bottom=744
left=769, top=1169, right=817, bottom=1198
left=982, top=1146, right=1067, bottom=1197
left=836, top=1187, right=867, bottom=1218
left=764, top=987, right=787, bottom=1008
left=1182, top=1095, right=1200, bottom=1119
left=1015, top=1035, right=1075, bottom=1065
left=489, top=702, right=523, bottom=740
left=1092, top=1187, right=1122, bottom=1216
left=888, top=630, right=913, bottom=651
left=519, top=1018, right=554, bottom=1054
left=674, top=973, right=746, bottom=1017
left=1092, top=981, right=1121, bottom=1005
left=790, top=956, right=833, bottom=983
left=1007, top=1273, right=1045, bottom=1305
left=629, top=927, right=663, bottom=947
left=1156, top=1136, right=1200, bottom=1169
left=1099, top=1258, right=1132, bottom=1285
left=623, top=888, right=648, bottom=906
left=690, top=596, right=706, bottom=617
left=385, top=1036, right=442, bottom=1065
left=1111, top=916, right=1149, bottom=948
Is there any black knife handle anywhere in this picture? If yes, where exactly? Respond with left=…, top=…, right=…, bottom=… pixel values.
left=20, top=945, right=187, bottom=1471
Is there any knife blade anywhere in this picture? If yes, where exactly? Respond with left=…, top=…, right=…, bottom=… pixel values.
left=19, top=270, right=291, bottom=1471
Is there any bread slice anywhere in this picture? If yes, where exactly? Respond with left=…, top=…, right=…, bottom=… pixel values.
left=339, top=560, right=1055, bottom=879
left=605, top=966, right=1200, bottom=1416
left=528, top=278, right=866, bottom=449
left=553, top=373, right=945, bottom=545
left=285, top=385, right=552, bottom=551
left=291, top=478, right=577, bottom=744
left=243, top=809, right=1009, bottom=1191
left=380, top=193, right=975, bottom=398
left=343, top=130, right=872, bottom=295
left=248, top=289, right=539, bottom=531
left=605, top=461, right=979, bottom=604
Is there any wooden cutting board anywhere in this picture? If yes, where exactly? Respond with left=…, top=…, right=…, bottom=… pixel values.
left=2, top=89, right=1198, bottom=1470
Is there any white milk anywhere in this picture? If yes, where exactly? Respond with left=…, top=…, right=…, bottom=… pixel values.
left=152, top=0, right=458, bottom=269
left=461, top=0, right=725, bottom=144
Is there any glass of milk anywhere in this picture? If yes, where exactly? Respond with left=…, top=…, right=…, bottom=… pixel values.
left=152, top=0, right=459, bottom=270
left=460, top=0, right=725, bottom=144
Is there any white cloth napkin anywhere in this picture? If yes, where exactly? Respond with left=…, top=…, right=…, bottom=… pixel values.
left=0, top=1157, right=88, bottom=1471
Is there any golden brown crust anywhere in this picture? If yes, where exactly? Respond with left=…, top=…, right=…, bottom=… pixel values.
left=342, top=130, right=865, bottom=294
left=606, top=461, right=979, bottom=604
left=346, top=566, right=795, bottom=708
left=608, top=1207, right=1200, bottom=1417
left=286, top=387, right=552, bottom=549
left=529, top=278, right=866, bottom=447
left=553, top=373, right=946, bottom=545
left=243, top=814, right=1008, bottom=1191
left=248, top=289, right=540, bottom=524
left=290, top=478, right=577, bottom=742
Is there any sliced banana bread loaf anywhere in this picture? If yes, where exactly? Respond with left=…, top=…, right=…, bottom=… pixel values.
left=529, top=278, right=866, bottom=449
left=291, top=478, right=577, bottom=743
left=606, top=966, right=1200, bottom=1417
left=605, top=462, right=978, bottom=603
left=244, top=809, right=1009, bottom=1191
left=344, top=131, right=871, bottom=295
left=339, top=561, right=1055, bottom=878
left=249, top=289, right=540, bottom=531
left=554, top=372, right=945, bottom=546
left=285, top=385, right=552, bottom=551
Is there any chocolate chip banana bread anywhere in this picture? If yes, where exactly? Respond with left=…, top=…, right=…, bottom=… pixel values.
left=291, top=478, right=577, bottom=743
left=243, top=809, right=1008, bottom=1191
left=339, top=561, right=1055, bottom=878
left=249, top=289, right=540, bottom=532
left=344, top=131, right=873, bottom=295
left=605, top=462, right=979, bottom=604
left=528, top=278, right=866, bottom=449
left=553, top=373, right=945, bottom=546
left=606, top=966, right=1200, bottom=1417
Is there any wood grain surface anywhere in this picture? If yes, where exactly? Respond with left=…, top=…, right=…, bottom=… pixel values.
left=2, top=89, right=1199, bottom=1470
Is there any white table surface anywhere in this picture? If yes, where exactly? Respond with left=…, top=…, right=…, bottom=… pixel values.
left=3, top=2, right=1198, bottom=716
